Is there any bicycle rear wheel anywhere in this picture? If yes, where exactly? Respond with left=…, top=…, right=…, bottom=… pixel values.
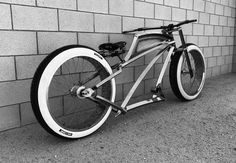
left=170, top=44, right=206, bottom=101
left=31, top=45, right=115, bottom=139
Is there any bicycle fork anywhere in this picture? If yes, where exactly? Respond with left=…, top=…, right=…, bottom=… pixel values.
left=179, top=29, right=194, bottom=78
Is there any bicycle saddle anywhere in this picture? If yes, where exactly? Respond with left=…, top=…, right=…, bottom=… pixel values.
left=99, top=41, right=126, bottom=51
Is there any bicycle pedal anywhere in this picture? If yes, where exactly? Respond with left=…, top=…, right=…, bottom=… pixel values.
left=152, top=94, right=165, bottom=101
left=151, top=85, right=165, bottom=99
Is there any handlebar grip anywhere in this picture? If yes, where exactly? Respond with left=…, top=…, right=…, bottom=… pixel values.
left=176, top=19, right=197, bottom=27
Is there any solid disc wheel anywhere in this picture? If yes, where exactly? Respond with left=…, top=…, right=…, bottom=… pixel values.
left=170, top=44, right=206, bottom=101
left=31, top=45, right=115, bottom=139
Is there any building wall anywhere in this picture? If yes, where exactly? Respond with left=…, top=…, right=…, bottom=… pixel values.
left=0, top=0, right=235, bottom=131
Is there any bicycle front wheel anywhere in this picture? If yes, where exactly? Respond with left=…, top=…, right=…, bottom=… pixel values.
left=170, top=44, right=206, bottom=101
left=31, top=45, right=116, bottom=139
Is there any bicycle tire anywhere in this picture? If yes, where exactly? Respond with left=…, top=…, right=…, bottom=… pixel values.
left=169, top=44, right=206, bottom=101
left=31, top=45, right=116, bottom=139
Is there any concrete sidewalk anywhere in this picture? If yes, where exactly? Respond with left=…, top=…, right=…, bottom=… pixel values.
left=0, top=73, right=235, bottom=163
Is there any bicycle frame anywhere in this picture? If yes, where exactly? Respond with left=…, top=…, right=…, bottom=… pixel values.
left=90, top=30, right=177, bottom=114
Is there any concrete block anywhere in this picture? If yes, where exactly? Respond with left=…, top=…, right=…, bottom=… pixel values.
left=216, top=56, right=225, bottom=66
left=211, top=0, right=220, bottom=4
left=77, top=0, right=108, bottom=13
left=172, top=8, right=186, bottom=22
left=186, top=36, right=198, bottom=45
left=59, top=10, right=93, bottom=32
left=210, top=15, right=219, bottom=25
left=155, top=5, right=171, bottom=20
left=218, top=37, right=227, bottom=46
left=144, top=78, right=156, bottom=94
left=224, top=6, right=231, bottom=17
left=203, top=47, right=213, bottom=58
left=145, top=49, right=162, bottom=65
left=219, top=16, right=227, bottom=26
left=123, top=17, right=144, bottom=31
left=162, top=75, right=170, bottom=89
left=193, top=24, right=204, bottom=35
left=181, top=23, right=193, bottom=35
left=221, top=64, right=229, bottom=74
left=180, top=0, right=193, bottom=10
left=0, top=80, right=31, bottom=107
left=215, top=4, right=224, bottom=15
left=20, top=102, right=37, bottom=126
left=135, top=1, right=154, bottom=18
left=207, top=57, right=217, bottom=67
left=199, top=13, right=210, bottom=24
left=38, top=32, right=77, bottom=54
left=115, top=67, right=134, bottom=84
left=231, top=8, right=235, bottom=18
left=212, top=66, right=220, bottom=76
left=229, top=0, right=236, bottom=7
left=221, top=0, right=228, bottom=6
left=0, top=4, right=11, bottom=29
left=0, top=105, right=20, bottom=131
left=221, top=46, right=230, bottom=56
left=194, top=0, right=205, bottom=12
left=0, top=57, right=15, bottom=81
left=209, top=36, right=218, bottom=46
left=228, top=17, right=235, bottom=27
left=204, top=25, right=213, bottom=36
left=37, top=0, right=76, bottom=10
left=145, top=19, right=163, bottom=28
left=206, top=68, right=212, bottom=78
left=164, top=0, right=179, bottom=7
left=0, top=31, right=37, bottom=55
left=15, top=55, right=46, bottom=79
left=213, top=47, right=221, bottom=56
left=198, top=36, right=209, bottom=47
left=0, top=0, right=35, bottom=5
left=135, top=65, right=154, bottom=80
left=226, top=37, right=234, bottom=46
left=205, top=2, right=215, bottom=14
left=123, top=81, right=144, bottom=98
left=222, top=27, right=230, bottom=36
left=95, top=14, right=121, bottom=33
left=12, top=5, right=58, bottom=30
left=115, top=84, right=123, bottom=101
left=187, top=11, right=199, bottom=20
left=145, top=0, right=163, bottom=4
left=79, top=33, right=108, bottom=50
left=128, top=57, right=144, bottom=67
left=214, top=26, right=222, bottom=36
left=154, top=63, right=164, bottom=78
left=109, top=0, right=133, bottom=16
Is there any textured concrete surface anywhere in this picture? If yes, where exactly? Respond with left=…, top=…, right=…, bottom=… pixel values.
left=0, top=73, right=235, bottom=163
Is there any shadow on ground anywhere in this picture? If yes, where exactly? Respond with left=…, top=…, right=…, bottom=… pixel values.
left=0, top=73, right=236, bottom=162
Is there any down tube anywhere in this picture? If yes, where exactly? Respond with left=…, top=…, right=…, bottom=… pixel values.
left=121, top=46, right=174, bottom=108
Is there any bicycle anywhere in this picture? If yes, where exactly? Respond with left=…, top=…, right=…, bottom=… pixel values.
left=31, top=19, right=206, bottom=139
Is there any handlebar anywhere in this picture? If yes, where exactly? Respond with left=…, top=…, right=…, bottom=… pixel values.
left=122, top=19, right=197, bottom=34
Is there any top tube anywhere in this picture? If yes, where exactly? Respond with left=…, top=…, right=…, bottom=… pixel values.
left=122, top=19, right=197, bottom=34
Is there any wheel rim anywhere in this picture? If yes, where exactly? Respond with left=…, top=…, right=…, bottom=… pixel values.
left=37, top=48, right=115, bottom=138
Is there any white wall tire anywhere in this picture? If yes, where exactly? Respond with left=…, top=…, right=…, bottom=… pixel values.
left=170, top=44, right=206, bottom=101
left=31, top=45, right=116, bottom=139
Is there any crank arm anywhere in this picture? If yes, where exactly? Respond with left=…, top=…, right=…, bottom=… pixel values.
left=88, top=95, right=127, bottom=114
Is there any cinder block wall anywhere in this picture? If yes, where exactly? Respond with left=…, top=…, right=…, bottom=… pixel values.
left=0, top=0, right=235, bottom=131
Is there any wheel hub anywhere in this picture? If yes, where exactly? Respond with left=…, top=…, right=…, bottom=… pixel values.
left=70, top=85, right=94, bottom=99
